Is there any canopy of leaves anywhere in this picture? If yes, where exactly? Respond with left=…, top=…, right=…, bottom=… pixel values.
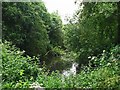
left=2, top=2, right=63, bottom=58
left=64, top=2, right=118, bottom=65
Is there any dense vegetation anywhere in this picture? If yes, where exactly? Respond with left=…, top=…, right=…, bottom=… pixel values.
left=2, top=1, right=120, bottom=89
left=64, top=2, right=119, bottom=68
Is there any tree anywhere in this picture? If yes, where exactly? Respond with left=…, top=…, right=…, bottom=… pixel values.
left=117, top=2, right=120, bottom=44
left=2, top=2, right=50, bottom=56
left=64, top=2, right=118, bottom=67
left=48, top=12, right=63, bottom=48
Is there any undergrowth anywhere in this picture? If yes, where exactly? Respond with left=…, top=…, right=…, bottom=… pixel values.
left=2, top=41, right=120, bottom=89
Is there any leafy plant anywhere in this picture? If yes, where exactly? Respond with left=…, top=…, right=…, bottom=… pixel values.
left=2, top=41, right=40, bottom=88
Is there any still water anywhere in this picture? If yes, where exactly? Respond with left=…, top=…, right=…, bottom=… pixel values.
left=46, top=56, right=78, bottom=76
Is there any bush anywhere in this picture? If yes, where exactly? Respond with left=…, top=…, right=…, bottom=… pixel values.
left=76, top=45, right=120, bottom=88
left=2, top=41, right=120, bottom=89
left=2, top=41, right=40, bottom=88
left=37, top=71, right=63, bottom=88
left=36, top=45, right=120, bottom=88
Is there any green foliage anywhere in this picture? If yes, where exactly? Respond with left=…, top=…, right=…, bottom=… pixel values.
left=2, top=1, right=120, bottom=89
left=48, top=12, right=63, bottom=47
left=36, top=45, right=120, bottom=88
left=2, top=2, right=64, bottom=57
left=2, top=2, right=50, bottom=56
left=2, top=41, right=40, bottom=88
left=51, top=46, right=64, bottom=56
left=64, top=2, right=118, bottom=65
left=2, top=36, right=120, bottom=89
left=77, top=45, right=120, bottom=88
left=36, top=71, right=63, bottom=88
left=85, top=45, right=120, bottom=88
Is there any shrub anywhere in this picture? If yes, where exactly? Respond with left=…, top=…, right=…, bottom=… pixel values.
left=2, top=41, right=120, bottom=89
left=2, top=41, right=40, bottom=88
left=76, top=45, right=120, bottom=88
left=36, top=45, right=120, bottom=88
